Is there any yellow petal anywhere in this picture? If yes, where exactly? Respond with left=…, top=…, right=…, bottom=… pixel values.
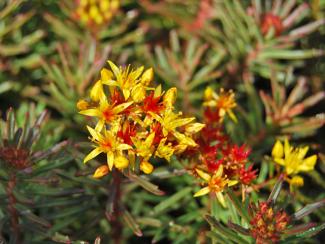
left=145, top=132, right=155, bottom=146
left=90, top=80, right=104, bottom=102
left=84, top=147, right=102, bottom=163
left=117, top=143, right=133, bottom=151
left=195, top=169, right=211, bottom=181
left=173, top=131, right=197, bottom=147
left=112, top=101, right=133, bottom=114
left=298, top=155, right=317, bottom=172
left=79, top=108, right=100, bottom=117
left=107, top=152, right=114, bottom=170
left=274, top=158, right=285, bottom=166
left=185, top=123, right=205, bottom=134
left=227, top=110, right=238, bottom=123
left=215, top=165, right=224, bottom=178
left=140, top=161, right=154, bottom=174
left=115, top=156, right=129, bottom=170
left=101, top=68, right=113, bottom=82
left=297, top=146, right=309, bottom=160
left=163, top=87, right=177, bottom=108
left=284, top=139, right=292, bottom=157
left=122, top=89, right=131, bottom=100
left=272, top=140, right=284, bottom=159
left=204, top=87, right=214, bottom=101
left=172, top=117, right=195, bottom=128
left=128, top=150, right=136, bottom=169
left=154, top=85, right=162, bottom=98
left=93, top=165, right=109, bottom=178
left=216, top=192, right=226, bottom=207
left=107, top=60, right=121, bottom=79
left=131, top=66, right=144, bottom=81
left=228, top=180, right=238, bottom=187
left=219, top=108, right=226, bottom=117
left=141, top=67, right=154, bottom=86
left=131, top=84, right=146, bottom=103
left=89, top=5, right=100, bottom=18
left=95, top=120, right=105, bottom=132
left=155, top=139, right=174, bottom=161
left=173, top=144, right=188, bottom=154
left=194, top=186, right=210, bottom=197
left=86, top=126, right=101, bottom=141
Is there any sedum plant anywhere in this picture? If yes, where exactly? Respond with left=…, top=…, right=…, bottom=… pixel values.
left=206, top=177, right=325, bottom=244
left=0, top=0, right=45, bottom=94
left=0, top=108, right=86, bottom=243
left=204, top=0, right=325, bottom=80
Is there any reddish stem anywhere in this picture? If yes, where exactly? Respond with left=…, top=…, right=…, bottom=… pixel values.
left=111, top=170, right=122, bottom=244
left=6, top=174, right=20, bottom=243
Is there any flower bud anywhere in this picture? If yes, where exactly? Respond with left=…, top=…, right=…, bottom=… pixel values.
left=115, top=156, right=129, bottom=170
left=93, top=165, right=109, bottom=178
left=140, top=161, right=154, bottom=174
left=77, top=99, right=89, bottom=110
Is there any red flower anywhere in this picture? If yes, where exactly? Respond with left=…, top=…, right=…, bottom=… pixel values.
left=250, top=201, right=290, bottom=244
left=117, top=122, right=137, bottom=145
left=205, top=158, right=223, bottom=173
left=203, top=107, right=221, bottom=123
left=143, top=91, right=164, bottom=114
left=151, top=123, right=164, bottom=145
left=238, top=165, right=257, bottom=185
left=227, top=144, right=251, bottom=164
left=111, top=89, right=125, bottom=105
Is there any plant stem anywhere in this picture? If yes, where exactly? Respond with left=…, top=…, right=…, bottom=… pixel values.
left=6, top=174, right=20, bottom=243
left=111, top=170, right=122, bottom=244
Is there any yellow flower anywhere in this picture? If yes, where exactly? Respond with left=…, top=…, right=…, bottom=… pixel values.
left=79, top=95, right=133, bottom=131
left=271, top=139, right=317, bottom=185
left=194, top=165, right=238, bottom=207
left=203, top=87, right=237, bottom=122
left=102, top=61, right=147, bottom=100
left=131, top=132, right=155, bottom=160
left=149, top=110, right=198, bottom=150
left=84, top=126, right=132, bottom=170
left=78, top=60, right=204, bottom=177
left=75, top=0, right=119, bottom=27
left=155, top=138, right=174, bottom=161
left=150, top=110, right=195, bottom=137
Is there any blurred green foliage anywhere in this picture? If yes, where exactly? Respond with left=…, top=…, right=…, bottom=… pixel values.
left=0, top=0, right=324, bottom=243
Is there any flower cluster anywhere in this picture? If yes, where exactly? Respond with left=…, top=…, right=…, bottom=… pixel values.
left=78, top=60, right=204, bottom=178
left=189, top=87, right=256, bottom=206
left=74, top=0, right=119, bottom=28
left=249, top=201, right=290, bottom=244
left=271, top=139, right=317, bottom=188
